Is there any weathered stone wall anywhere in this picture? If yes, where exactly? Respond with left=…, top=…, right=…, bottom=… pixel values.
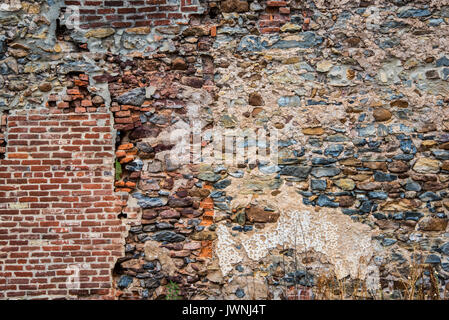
left=1, top=0, right=449, bottom=300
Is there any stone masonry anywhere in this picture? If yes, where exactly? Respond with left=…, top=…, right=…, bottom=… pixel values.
left=0, top=0, right=449, bottom=300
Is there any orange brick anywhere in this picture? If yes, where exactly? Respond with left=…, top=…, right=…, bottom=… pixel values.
left=115, top=181, right=125, bottom=187
left=67, top=89, right=80, bottom=95
left=57, top=102, right=69, bottom=109
left=81, top=100, right=92, bottom=107
left=125, top=181, right=136, bottom=188
left=118, top=143, right=133, bottom=150
left=200, top=198, right=214, bottom=210
left=8, top=153, right=28, bottom=159
left=199, top=241, right=212, bottom=258
left=115, top=150, right=126, bottom=158
left=119, top=156, right=134, bottom=164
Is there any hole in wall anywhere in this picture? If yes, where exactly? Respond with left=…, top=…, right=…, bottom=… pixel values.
left=0, top=110, right=8, bottom=160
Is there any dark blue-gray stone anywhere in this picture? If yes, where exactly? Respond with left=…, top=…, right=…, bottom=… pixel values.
left=373, top=212, right=387, bottom=220
left=210, top=191, right=225, bottom=198
left=149, top=114, right=169, bottom=125
left=237, top=35, right=265, bottom=52
left=439, top=242, right=449, bottom=256
left=368, top=191, right=388, bottom=200
left=137, top=197, right=167, bottom=208
left=342, top=209, right=359, bottom=215
left=311, top=166, right=341, bottom=177
left=382, top=238, right=397, bottom=247
left=152, top=231, right=185, bottom=242
left=359, top=200, right=374, bottom=213
left=117, top=275, right=133, bottom=289
left=393, top=212, right=404, bottom=220
left=431, top=150, right=449, bottom=160
left=136, top=142, right=154, bottom=153
left=143, top=225, right=156, bottom=232
left=442, top=68, right=449, bottom=80
left=419, top=191, right=441, bottom=201
left=213, top=179, right=231, bottom=189
left=259, top=164, right=281, bottom=174
left=229, top=170, right=244, bottom=178
left=235, top=288, right=246, bottom=298
left=429, top=18, right=444, bottom=26
left=302, top=197, right=314, bottom=205
left=311, top=179, right=327, bottom=191
left=397, top=8, right=431, bottom=18
left=380, top=20, right=407, bottom=33
left=214, top=202, right=230, bottom=211
left=312, top=157, right=337, bottom=165
left=316, top=194, right=339, bottom=208
left=379, top=38, right=400, bottom=49
left=116, top=87, right=146, bottom=106
left=130, top=225, right=143, bottom=233
left=279, top=166, right=311, bottom=179
left=125, top=159, right=143, bottom=172
left=156, top=222, right=173, bottom=230
left=405, top=211, right=423, bottom=221
left=374, top=171, right=397, bottom=182
left=357, top=125, right=376, bottom=137
left=324, top=144, right=344, bottom=157
left=197, top=172, right=221, bottom=182
left=0, top=36, right=5, bottom=54
left=137, top=234, right=150, bottom=242
left=436, top=56, right=449, bottom=67
left=271, top=32, right=323, bottom=49
left=143, top=262, right=156, bottom=270
left=391, top=252, right=406, bottom=263
left=278, top=139, right=298, bottom=147
left=405, top=181, right=421, bottom=191
left=399, top=139, right=416, bottom=154
left=424, top=254, right=441, bottom=264
left=393, top=154, right=414, bottom=161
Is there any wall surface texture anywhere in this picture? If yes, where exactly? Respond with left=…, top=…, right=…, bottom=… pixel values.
left=0, top=0, right=449, bottom=300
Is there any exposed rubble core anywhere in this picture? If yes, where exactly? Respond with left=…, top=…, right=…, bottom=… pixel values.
left=0, top=0, right=449, bottom=300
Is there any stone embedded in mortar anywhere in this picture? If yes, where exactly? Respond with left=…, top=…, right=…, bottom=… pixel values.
left=277, top=95, right=301, bottom=107
left=116, top=87, right=146, bottom=106
left=248, top=92, right=264, bottom=106
left=198, top=171, right=221, bottom=182
left=245, top=206, right=280, bottom=223
left=373, top=108, right=392, bottom=122
left=279, top=166, right=311, bottom=179
left=172, top=57, right=187, bottom=70
left=311, top=166, right=341, bottom=177
left=335, top=178, right=355, bottom=191
left=137, top=197, right=168, bottom=208
left=85, top=28, right=115, bottom=38
left=117, top=275, right=133, bottom=289
left=221, top=0, right=249, bottom=13
left=413, top=158, right=441, bottom=174
left=418, top=216, right=448, bottom=232
left=152, top=231, right=186, bottom=243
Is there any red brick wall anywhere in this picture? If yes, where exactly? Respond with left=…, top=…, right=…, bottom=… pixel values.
left=64, top=0, right=204, bottom=29
left=0, top=110, right=124, bottom=299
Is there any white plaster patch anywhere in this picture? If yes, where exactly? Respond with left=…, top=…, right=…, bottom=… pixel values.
left=216, top=224, right=243, bottom=275
left=215, top=188, right=375, bottom=280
